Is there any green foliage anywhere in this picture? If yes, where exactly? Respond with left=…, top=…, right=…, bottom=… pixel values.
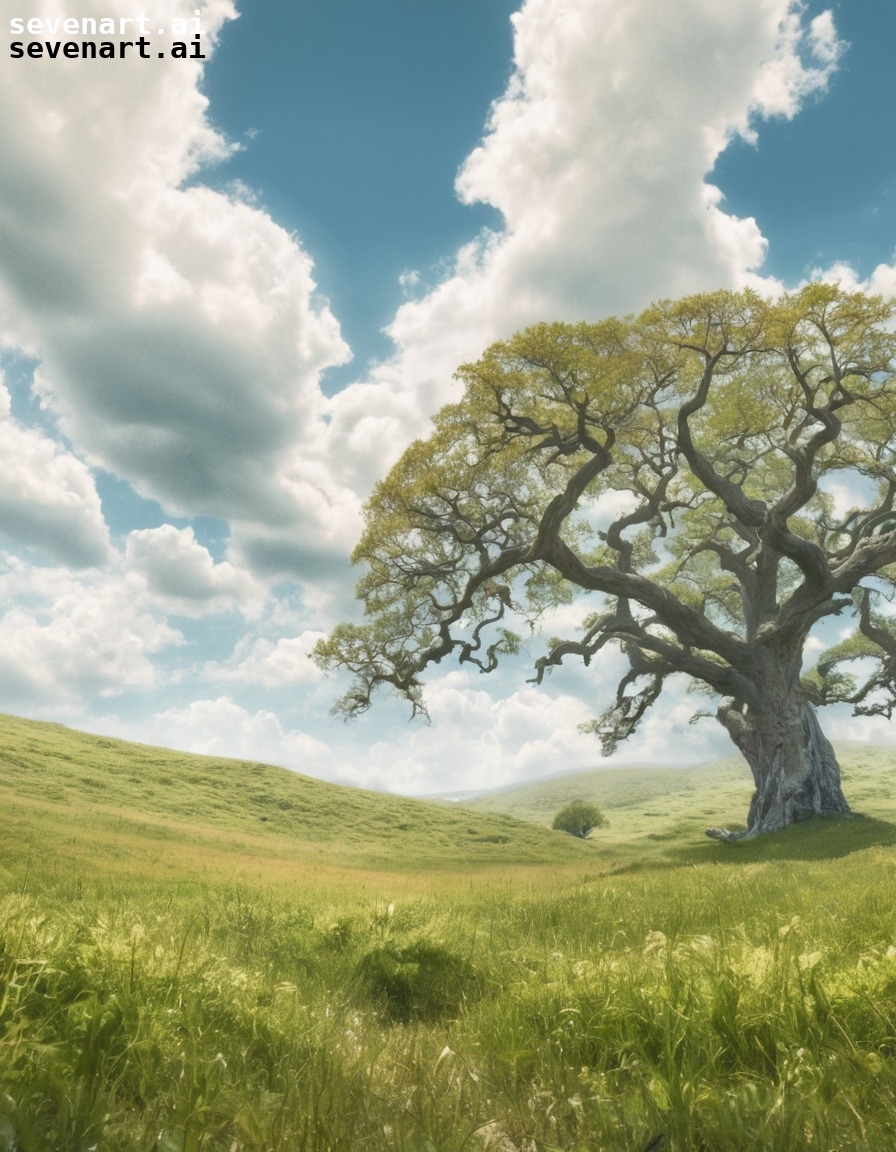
left=551, top=799, right=608, bottom=839
left=315, top=285, right=896, bottom=776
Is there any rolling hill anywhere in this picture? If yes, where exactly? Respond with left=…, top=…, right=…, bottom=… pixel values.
left=4, top=713, right=896, bottom=1150
left=0, top=711, right=590, bottom=890
left=465, top=742, right=896, bottom=855
left=4, top=709, right=895, bottom=890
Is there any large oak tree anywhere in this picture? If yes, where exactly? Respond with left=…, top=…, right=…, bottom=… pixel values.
left=314, top=286, right=896, bottom=838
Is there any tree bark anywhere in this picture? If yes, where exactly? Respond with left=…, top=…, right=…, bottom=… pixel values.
left=707, top=680, right=850, bottom=841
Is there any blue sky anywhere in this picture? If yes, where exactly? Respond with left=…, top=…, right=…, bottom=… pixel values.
left=712, top=0, right=896, bottom=282
left=203, top=0, right=519, bottom=387
left=1, top=0, right=895, bottom=793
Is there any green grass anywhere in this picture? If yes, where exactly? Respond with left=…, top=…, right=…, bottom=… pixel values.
left=3, top=713, right=896, bottom=1150
left=0, top=712, right=589, bottom=886
left=466, top=743, right=896, bottom=865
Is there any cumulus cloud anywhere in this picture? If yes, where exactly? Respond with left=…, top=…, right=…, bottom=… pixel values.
left=325, top=0, right=842, bottom=496
left=149, top=695, right=337, bottom=774
left=342, top=667, right=731, bottom=795
left=0, top=555, right=182, bottom=705
left=124, top=524, right=263, bottom=615
left=0, top=374, right=112, bottom=566
left=809, top=259, right=896, bottom=302
left=748, top=8, right=845, bottom=121
left=0, top=0, right=356, bottom=585
left=204, top=631, right=327, bottom=687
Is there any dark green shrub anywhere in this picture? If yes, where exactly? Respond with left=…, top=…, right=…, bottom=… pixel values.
left=551, top=800, right=607, bottom=839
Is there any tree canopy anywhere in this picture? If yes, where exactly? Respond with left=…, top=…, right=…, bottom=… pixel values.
left=314, top=285, right=896, bottom=836
left=551, top=800, right=608, bottom=839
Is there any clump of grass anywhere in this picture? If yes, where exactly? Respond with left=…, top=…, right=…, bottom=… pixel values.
left=356, top=937, right=480, bottom=1022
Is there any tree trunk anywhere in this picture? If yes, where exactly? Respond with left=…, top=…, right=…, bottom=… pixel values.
left=707, top=680, right=850, bottom=841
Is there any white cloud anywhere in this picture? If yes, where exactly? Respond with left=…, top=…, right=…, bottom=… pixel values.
left=398, top=269, right=422, bottom=297
left=0, top=375, right=112, bottom=567
left=124, top=524, right=263, bottom=615
left=149, top=695, right=336, bottom=774
left=340, top=666, right=731, bottom=795
left=0, top=555, right=182, bottom=704
left=807, top=11, right=843, bottom=67
left=324, top=0, right=841, bottom=498
left=809, top=259, right=896, bottom=303
left=0, top=0, right=355, bottom=585
left=748, top=6, right=844, bottom=123
left=204, top=631, right=327, bottom=687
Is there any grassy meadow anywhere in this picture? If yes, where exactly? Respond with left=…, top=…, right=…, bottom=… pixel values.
left=4, top=714, right=896, bottom=1149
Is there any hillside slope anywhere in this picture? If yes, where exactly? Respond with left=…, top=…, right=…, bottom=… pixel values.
left=3, top=723, right=896, bottom=1150
left=4, top=711, right=895, bottom=890
left=0, top=712, right=589, bottom=886
left=465, top=743, right=896, bottom=850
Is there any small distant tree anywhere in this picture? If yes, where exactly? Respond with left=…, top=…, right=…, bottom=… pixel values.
left=552, top=800, right=608, bottom=839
